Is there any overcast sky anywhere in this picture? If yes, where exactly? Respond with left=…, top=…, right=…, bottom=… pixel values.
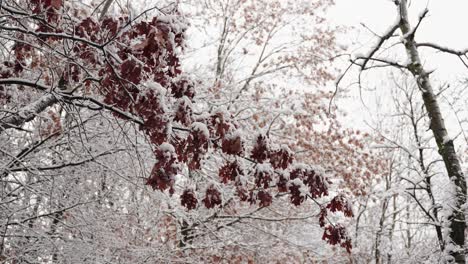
left=326, top=0, right=468, bottom=137
left=329, top=0, right=468, bottom=79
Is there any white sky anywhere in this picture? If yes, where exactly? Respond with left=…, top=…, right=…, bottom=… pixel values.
left=330, top=0, right=468, bottom=46
left=326, top=0, right=468, bottom=138
left=330, top=0, right=468, bottom=78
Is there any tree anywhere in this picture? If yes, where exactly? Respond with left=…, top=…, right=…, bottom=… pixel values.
left=339, top=0, right=467, bottom=262
left=176, top=0, right=387, bottom=260
left=0, top=0, right=357, bottom=262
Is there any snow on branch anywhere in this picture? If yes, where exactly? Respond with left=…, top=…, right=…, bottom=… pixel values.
left=0, top=78, right=49, bottom=91
left=416, top=43, right=468, bottom=56
left=0, top=93, right=58, bottom=133
left=358, top=18, right=401, bottom=70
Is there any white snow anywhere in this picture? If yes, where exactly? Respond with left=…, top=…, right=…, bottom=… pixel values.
left=191, top=122, right=209, bottom=137
left=159, top=142, right=175, bottom=153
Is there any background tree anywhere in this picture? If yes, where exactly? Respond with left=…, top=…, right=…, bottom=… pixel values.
left=338, top=0, right=468, bottom=262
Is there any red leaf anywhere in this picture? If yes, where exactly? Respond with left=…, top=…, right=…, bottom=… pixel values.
left=236, top=186, right=249, bottom=202
left=254, top=164, right=273, bottom=189
left=322, top=224, right=352, bottom=253
left=269, top=146, right=294, bottom=169
left=277, top=173, right=288, bottom=193
left=171, top=136, right=188, bottom=163
left=50, top=0, right=62, bottom=9
left=319, top=207, right=327, bottom=227
left=75, top=18, right=99, bottom=41
left=289, top=182, right=305, bottom=206
left=210, top=111, right=231, bottom=138
left=326, top=195, right=354, bottom=217
left=202, top=185, right=222, bottom=209
left=219, top=160, right=242, bottom=183
left=291, top=166, right=329, bottom=198
left=303, top=169, right=329, bottom=198
left=146, top=144, right=178, bottom=192
left=251, top=134, right=269, bottom=162
left=257, top=190, right=272, bottom=207
left=172, top=78, right=195, bottom=99
left=181, top=189, right=198, bottom=210
left=102, top=17, right=120, bottom=36
left=120, top=59, right=142, bottom=84
left=186, top=122, right=209, bottom=170
left=221, top=133, right=244, bottom=155
left=174, top=97, right=193, bottom=126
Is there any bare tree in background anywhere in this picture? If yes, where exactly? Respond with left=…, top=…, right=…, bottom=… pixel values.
left=340, top=0, right=468, bottom=262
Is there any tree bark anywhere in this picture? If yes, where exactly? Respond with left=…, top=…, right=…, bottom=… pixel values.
left=0, top=93, right=57, bottom=133
left=398, top=1, right=467, bottom=262
left=99, top=0, right=114, bottom=21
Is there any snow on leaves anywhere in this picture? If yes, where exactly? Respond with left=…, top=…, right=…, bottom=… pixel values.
left=269, top=146, right=294, bottom=169
left=31, top=0, right=62, bottom=11
left=1, top=2, right=353, bottom=253
left=319, top=207, right=327, bottom=227
left=257, top=190, right=273, bottom=207
left=209, top=109, right=232, bottom=140
left=221, top=132, right=244, bottom=155
left=185, top=122, right=210, bottom=170
left=249, top=134, right=294, bottom=169
left=290, top=165, right=329, bottom=199
left=146, top=143, right=178, bottom=194
left=322, top=224, right=352, bottom=254
left=254, top=163, right=273, bottom=189
left=219, top=160, right=243, bottom=183
left=250, top=134, right=270, bottom=163
left=120, top=59, right=143, bottom=85
left=31, top=0, right=62, bottom=22
left=327, top=194, right=354, bottom=217
left=174, top=97, right=193, bottom=126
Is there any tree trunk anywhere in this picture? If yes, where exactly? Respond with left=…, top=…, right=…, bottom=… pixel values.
left=387, top=195, right=397, bottom=263
left=99, top=0, right=114, bottom=20
left=0, top=93, right=57, bottom=133
left=375, top=198, right=387, bottom=264
left=398, top=1, right=467, bottom=262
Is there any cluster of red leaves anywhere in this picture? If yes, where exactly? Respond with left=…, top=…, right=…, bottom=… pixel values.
left=4, top=4, right=354, bottom=253
left=174, top=98, right=192, bottom=126
left=288, top=166, right=329, bottom=205
left=270, top=147, right=294, bottom=169
left=250, top=134, right=270, bottom=162
left=202, top=185, right=222, bottom=209
left=184, top=123, right=210, bottom=170
left=256, top=190, right=272, bottom=207
left=322, top=224, right=352, bottom=253
left=9, top=10, right=195, bottom=192
left=288, top=93, right=386, bottom=197
left=146, top=144, right=178, bottom=194
left=219, top=160, right=243, bottom=183
left=319, top=195, right=353, bottom=226
left=31, top=0, right=62, bottom=22
left=221, top=134, right=244, bottom=155
left=180, top=189, right=198, bottom=210
left=250, top=135, right=294, bottom=169
left=31, top=0, right=62, bottom=10
left=210, top=111, right=232, bottom=139
left=317, top=195, right=354, bottom=253
left=327, top=194, right=354, bottom=217
left=254, top=166, right=272, bottom=189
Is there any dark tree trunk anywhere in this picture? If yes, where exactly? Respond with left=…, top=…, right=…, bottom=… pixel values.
left=398, top=1, right=466, bottom=262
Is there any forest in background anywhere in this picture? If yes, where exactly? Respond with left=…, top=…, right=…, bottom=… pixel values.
left=0, top=0, right=467, bottom=263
